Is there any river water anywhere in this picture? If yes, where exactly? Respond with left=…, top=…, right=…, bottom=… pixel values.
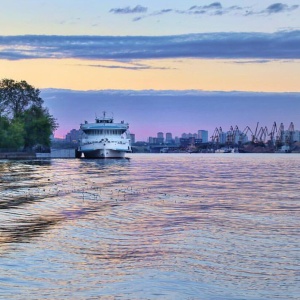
left=0, top=154, right=299, bottom=300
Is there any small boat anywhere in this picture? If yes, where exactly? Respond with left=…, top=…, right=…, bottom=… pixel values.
left=78, top=112, right=131, bottom=158
left=215, top=148, right=232, bottom=153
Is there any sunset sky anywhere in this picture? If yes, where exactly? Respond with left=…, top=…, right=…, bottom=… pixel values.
left=0, top=0, right=299, bottom=140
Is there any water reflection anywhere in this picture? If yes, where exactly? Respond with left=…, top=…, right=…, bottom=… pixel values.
left=0, top=154, right=299, bottom=300
left=0, top=216, right=60, bottom=244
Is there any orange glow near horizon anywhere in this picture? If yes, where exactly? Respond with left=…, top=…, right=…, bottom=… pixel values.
left=0, top=58, right=299, bottom=92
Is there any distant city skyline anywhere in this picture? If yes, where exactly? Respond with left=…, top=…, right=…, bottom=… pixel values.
left=42, top=89, right=299, bottom=142
left=146, top=130, right=208, bottom=143
left=63, top=123, right=300, bottom=147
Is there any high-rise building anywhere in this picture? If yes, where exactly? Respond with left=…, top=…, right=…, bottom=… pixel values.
left=198, top=130, right=208, bottom=143
left=166, top=132, right=172, bottom=144
left=157, top=132, right=164, bottom=138
left=157, top=132, right=164, bottom=144
left=130, top=133, right=135, bottom=144
left=65, top=129, right=80, bottom=143
left=293, top=130, right=300, bottom=142
left=219, top=132, right=227, bottom=144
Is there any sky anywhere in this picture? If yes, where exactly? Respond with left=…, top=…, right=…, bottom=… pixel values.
left=0, top=0, right=299, bottom=140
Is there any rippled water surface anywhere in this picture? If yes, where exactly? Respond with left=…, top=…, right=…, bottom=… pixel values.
left=0, top=154, right=299, bottom=300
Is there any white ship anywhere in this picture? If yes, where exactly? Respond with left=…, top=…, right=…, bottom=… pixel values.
left=78, top=112, right=131, bottom=158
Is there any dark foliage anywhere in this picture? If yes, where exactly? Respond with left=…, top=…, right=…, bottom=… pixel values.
left=0, top=79, right=58, bottom=150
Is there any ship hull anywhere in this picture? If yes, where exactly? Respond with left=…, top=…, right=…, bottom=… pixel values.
left=82, top=149, right=126, bottom=158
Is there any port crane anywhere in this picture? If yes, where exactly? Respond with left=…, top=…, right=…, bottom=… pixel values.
left=239, top=126, right=253, bottom=144
left=257, top=126, right=271, bottom=144
left=211, top=127, right=223, bottom=148
left=268, top=122, right=277, bottom=146
left=286, top=122, right=295, bottom=147
left=252, top=122, right=260, bottom=143
left=276, top=123, right=285, bottom=147
left=226, top=126, right=235, bottom=146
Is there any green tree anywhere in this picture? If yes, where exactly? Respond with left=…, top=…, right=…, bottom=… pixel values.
left=0, top=79, right=58, bottom=151
left=0, top=78, right=43, bottom=118
left=7, top=119, right=25, bottom=149
left=0, top=117, right=24, bottom=149
left=22, top=105, right=57, bottom=150
left=0, top=116, right=11, bottom=148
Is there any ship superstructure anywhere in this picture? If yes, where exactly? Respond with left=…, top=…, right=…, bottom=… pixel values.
left=78, top=112, right=131, bottom=158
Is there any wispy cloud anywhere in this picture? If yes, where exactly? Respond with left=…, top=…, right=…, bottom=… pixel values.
left=129, top=2, right=299, bottom=20
left=187, top=2, right=237, bottom=16
left=133, top=8, right=173, bottom=22
left=246, top=3, right=299, bottom=16
left=186, top=2, right=299, bottom=16
left=87, top=62, right=172, bottom=71
left=109, top=5, right=147, bottom=14
left=230, top=59, right=279, bottom=64
left=0, top=31, right=300, bottom=61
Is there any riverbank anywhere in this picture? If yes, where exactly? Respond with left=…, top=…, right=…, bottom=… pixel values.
left=0, top=152, right=36, bottom=159
left=0, top=149, right=77, bottom=159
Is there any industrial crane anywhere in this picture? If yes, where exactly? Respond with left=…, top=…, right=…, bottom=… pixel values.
left=276, top=123, right=284, bottom=147
left=210, top=127, right=224, bottom=150
left=256, top=126, right=268, bottom=144
left=226, top=126, right=234, bottom=146
left=211, top=127, right=221, bottom=144
left=268, top=122, right=277, bottom=146
left=252, top=122, right=259, bottom=143
left=286, top=122, right=295, bottom=147
left=239, top=126, right=253, bottom=144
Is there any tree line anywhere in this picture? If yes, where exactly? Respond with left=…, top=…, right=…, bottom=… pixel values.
left=0, top=79, right=58, bottom=151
